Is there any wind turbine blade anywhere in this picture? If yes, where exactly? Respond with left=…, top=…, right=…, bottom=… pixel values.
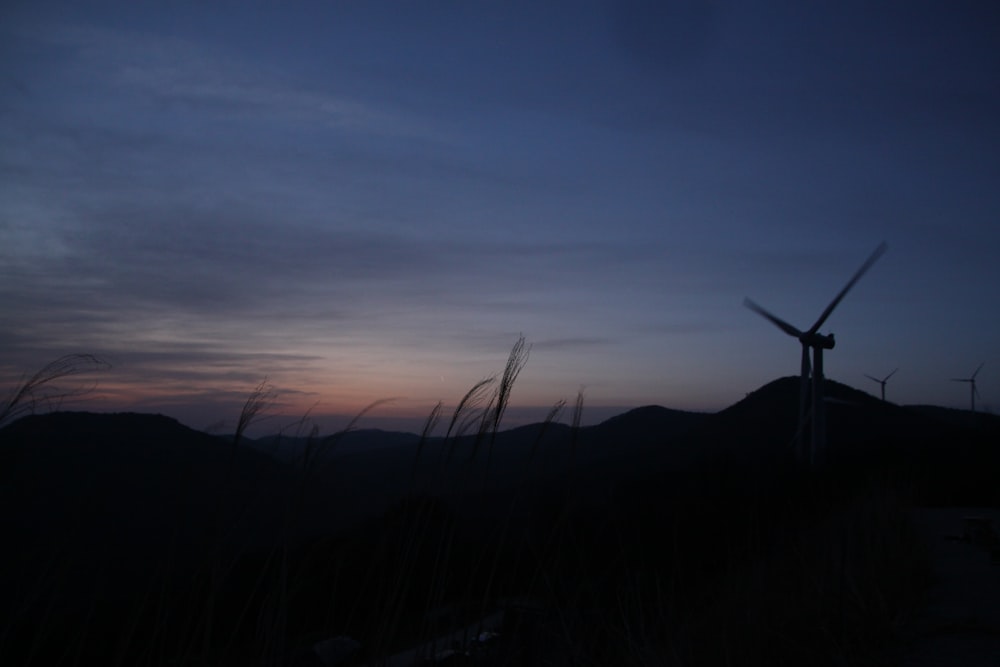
left=951, top=378, right=970, bottom=383
left=885, top=368, right=899, bottom=381
left=864, top=374, right=880, bottom=383
left=744, top=298, right=803, bottom=338
left=972, top=362, right=985, bottom=379
left=808, top=242, right=888, bottom=335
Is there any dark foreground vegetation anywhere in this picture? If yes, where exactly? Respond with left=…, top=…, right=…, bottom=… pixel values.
left=2, top=348, right=998, bottom=666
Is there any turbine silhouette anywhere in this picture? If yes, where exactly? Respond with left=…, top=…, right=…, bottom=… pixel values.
left=745, top=242, right=888, bottom=467
left=864, top=368, right=898, bottom=402
left=951, top=362, right=984, bottom=412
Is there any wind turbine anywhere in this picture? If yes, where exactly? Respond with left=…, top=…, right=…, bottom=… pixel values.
left=864, top=368, right=898, bottom=402
left=951, top=362, right=984, bottom=412
left=744, top=242, right=888, bottom=467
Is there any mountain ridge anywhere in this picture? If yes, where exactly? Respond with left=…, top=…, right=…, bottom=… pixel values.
left=4, top=375, right=998, bottom=523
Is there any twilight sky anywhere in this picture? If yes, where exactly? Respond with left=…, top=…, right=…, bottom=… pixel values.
left=2, top=1, right=999, bottom=433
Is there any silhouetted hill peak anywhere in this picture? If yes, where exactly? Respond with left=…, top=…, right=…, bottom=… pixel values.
left=1, top=410, right=201, bottom=444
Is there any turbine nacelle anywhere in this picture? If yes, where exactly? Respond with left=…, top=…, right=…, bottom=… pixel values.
left=801, top=332, right=835, bottom=350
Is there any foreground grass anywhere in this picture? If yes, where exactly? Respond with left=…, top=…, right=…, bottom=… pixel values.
left=2, top=342, right=935, bottom=666
left=608, top=470, right=931, bottom=666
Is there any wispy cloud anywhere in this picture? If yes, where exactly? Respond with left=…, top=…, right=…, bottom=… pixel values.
left=26, top=22, right=434, bottom=139
left=533, top=337, right=617, bottom=351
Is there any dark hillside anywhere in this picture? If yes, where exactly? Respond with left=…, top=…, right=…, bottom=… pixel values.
left=0, top=412, right=351, bottom=643
left=249, top=428, right=423, bottom=462
left=2, top=379, right=998, bottom=665
left=1, top=411, right=300, bottom=549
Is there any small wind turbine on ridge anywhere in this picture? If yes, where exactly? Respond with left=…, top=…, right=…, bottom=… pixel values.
left=951, top=362, right=984, bottom=412
left=864, top=368, right=898, bottom=402
left=744, top=242, right=888, bottom=467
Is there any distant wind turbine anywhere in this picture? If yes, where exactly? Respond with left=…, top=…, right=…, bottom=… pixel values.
left=744, top=242, right=888, bottom=467
left=951, top=362, right=984, bottom=412
left=864, top=368, right=898, bottom=402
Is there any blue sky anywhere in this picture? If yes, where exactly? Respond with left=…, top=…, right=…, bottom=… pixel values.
left=2, top=1, right=998, bottom=433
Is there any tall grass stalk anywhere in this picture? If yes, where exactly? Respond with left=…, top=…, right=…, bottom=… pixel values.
left=366, top=370, right=503, bottom=658
left=411, top=401, right=443, bottom=490
left=475, top=390, right=576, bottom=635
left=187, top=378, right=276, bottom=663
left=442, top=377, right=495, bottom=469
left=358, top=336, right=539, bottom=661
left=232, top=378, right=277, bottom=449
left=214, top=396, right=397, bottom=664
left=0, top=353, right=109, bottom=429
left=480, top=334, right=529, bottom=472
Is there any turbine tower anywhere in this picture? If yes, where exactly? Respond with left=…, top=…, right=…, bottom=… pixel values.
left=864, top=368, right=898, bottom=402
left=951, top=362, right=984, bottom=412
left=745, top=242, right=888, bottom=467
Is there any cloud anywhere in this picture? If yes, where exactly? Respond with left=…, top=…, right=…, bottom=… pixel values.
left=1, top=175, right=671, bottom=382
left=23, top=22, right=433, bottom=139
left=533, top=337, right=617, bottom=351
